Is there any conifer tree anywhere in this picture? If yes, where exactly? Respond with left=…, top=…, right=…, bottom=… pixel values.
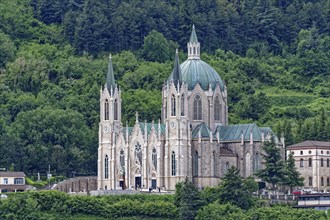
left=218, top=166, right=258, bottom=210
left=175, top=177, right=203, bottom=220
left=283, top=152, right=304, bottom=191
left=256, top=139, right=286, bottom=190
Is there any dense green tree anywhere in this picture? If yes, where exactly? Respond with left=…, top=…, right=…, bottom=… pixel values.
left=218, top=166, right=258, bottom=210
left=283, top=152, right=304, bottom=191
left=256, top=139, right=286, bottom=190
left=142, top=30, right=171, bottom=63
left=175, top=177, right=203, bottom=220
left=0, top=32, right=16, bottom=68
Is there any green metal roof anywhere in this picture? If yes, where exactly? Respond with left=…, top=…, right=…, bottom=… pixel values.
left=189, top=24, right=198, bottom=43
left=192, top=122, right=216, bottom=139
left=138, top=122, right=165, bottom=136
left=167, top=59, right=225, bottom=91
left=171, top=49, right=182, bottom=87
left=105, top=55, right=115, bottom=90
left=214, top=123, right=263, bottom=142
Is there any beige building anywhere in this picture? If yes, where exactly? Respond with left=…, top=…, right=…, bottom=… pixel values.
left=97, top=26, right=283, bottom=191
left=287, top=141, right=330, bottom=191
left=0, top=171, right=27, bottom=192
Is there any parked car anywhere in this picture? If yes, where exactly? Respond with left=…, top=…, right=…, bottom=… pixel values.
left=292, top=190, right=302, bottom=195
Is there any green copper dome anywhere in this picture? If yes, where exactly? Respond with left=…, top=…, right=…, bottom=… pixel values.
left=168, top=59, right=225, bottom=91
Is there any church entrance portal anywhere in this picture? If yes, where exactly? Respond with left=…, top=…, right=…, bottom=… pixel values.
left=151, top=179, right=156, bottom=189
left=135, top=177, right=141, bottom=189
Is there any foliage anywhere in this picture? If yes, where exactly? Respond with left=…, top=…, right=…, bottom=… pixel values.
left=0, top=0, right=329, bottom=178
left=256, top=140, right=286, bottom=190
left=218, top=166, right=258, bottom=210
left=196, top=202, right=245, bottom=220
left=283, top=152, right=304, bottom=191
left=176, top=177, right=204, bottom=220
left=142, top=30, right=171, bottom=63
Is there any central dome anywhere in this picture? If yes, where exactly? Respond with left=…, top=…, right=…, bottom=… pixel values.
left=168, top=59, right=225, bottom=91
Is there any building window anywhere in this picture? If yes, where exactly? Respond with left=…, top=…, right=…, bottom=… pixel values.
left=105, top=99, right=109, bottom=120
left=152, top=148, right=157, bottom=170
left=300, top=151, right=303, bottom=155
left=171, top=151, right=176, bottom=176
left=254, top=153, right=260, bottom=171
left=327, top=158, right=330, bottom=167
left=181, top=94, right=185, bottom=116
left=300, top=158, right=304, bottom=167
left=14, top=178, right=24, bottom=185
left=193, top=95, right=202, bottom=120
left=321, top=158, right=324, bottom=167
left=321, top=150, right=323, bottom=154
left=321, top=177, right=324, bottom=186
left=120, top=149, right=125, bottom=171
left=3, top=178, right=8, bottom=184
left=309, top=177, right=312, bottom=186
left=327, top=178, right=330, bottom=186
left=308, top=158, right=312, bottom=167
left=171, top=94, right=176, bottom=116
left=214, top=96, right=221, bottom=121
left=213, top=151, right=216, bottom=176
left=114, top=99, right=118, bottom=120
left=193, top=151, right=198, bottom=177
left=327, top=151, right=329, bottom=155
left=104, top=155, right=109, bottom=179
left=225, top=162, right=230, bottom=173
left=193, top=47, right=196, bottom=55
left=135, top=143, right=142, bottom=165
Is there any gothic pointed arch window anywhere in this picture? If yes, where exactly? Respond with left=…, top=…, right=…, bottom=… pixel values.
left=214, top=96, right=221, bottom=121
left=193, top=151, right=198, bottom=176
left=171, top=94, right=176, bottom=116
left=171, top=151, right=176, bottom=176
left=135, top=143, right=142, bottom=166
left=193, top=47, right=196, bottom=55
left=105, top=99, right=109, bottom=120
left=225, top=162, right=230, bottom=173
left=193, top=95, right=202, bottom=120
left=120, top=149, right=125, bottom=172
left=152, top=148, right=157, bottom=170
left=114, top=99, right=118, bottom=120
left=254, top=153, right=260, bottom=171
left=104, top=155, right=109, bottom=179
left=181, top=94, right=185, bottom=116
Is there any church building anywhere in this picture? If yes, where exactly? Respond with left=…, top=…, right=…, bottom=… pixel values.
left=97, top=26, right=283, bottom=191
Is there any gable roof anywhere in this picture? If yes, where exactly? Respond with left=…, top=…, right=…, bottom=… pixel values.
left=138, top=122, right=165, bottom=136
left=0, top=171, right=26, bottom=177
left=192, top=122, right=216, bottom=139
left=287, top=141, right=330, bottom=148
left=214, top=123, right=262, bottom=142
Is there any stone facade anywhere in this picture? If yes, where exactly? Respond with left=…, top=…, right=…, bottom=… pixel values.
left=54, top=176, right=97, bottom=193
left=97, top=26, right=283, bottom=191
left=287, top=141, right=330, bottom=191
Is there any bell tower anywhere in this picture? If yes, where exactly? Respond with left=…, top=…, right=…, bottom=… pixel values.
left=163, top=49, right=191, bottom=189
left=98, top=54, right=122, bottom=190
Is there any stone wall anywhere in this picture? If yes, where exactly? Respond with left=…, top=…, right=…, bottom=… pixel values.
left=54, top=176, right=97, bottom=193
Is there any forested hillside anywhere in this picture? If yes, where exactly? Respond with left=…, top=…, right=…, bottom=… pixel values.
left=0, top=0, right=329, bottom=177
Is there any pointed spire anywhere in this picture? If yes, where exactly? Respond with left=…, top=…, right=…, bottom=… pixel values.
left=105, top=54, right=115, bottom=90
left=187, top=25, right=200, bottom=59
left=189, top=24, right=199, bottom=43
left=172, top=49, right=182, bottom=87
